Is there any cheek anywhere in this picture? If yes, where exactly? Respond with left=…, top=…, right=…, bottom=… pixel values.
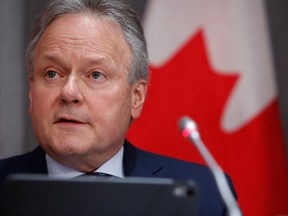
left=88, top=87, right=132, bottom=123
left=112, top=87, right=132, bottom=115
left=30, top=87, right=56, bottom=119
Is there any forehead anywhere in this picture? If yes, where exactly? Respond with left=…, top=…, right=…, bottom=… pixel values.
left=42, top=13, right=125, bottom=42
left=35, top=13, right=131, bottom=66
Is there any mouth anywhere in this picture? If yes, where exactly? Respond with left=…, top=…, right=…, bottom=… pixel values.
left=54, top=117, right=86, bottom=125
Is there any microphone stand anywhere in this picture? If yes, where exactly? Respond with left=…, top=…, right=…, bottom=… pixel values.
left=178, top=116, right=242, bottom=216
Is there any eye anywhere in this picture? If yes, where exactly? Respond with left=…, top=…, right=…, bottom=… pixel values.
left=90, top=71, right=105, bottom=80
left=45, top=70, right=58, bottom=79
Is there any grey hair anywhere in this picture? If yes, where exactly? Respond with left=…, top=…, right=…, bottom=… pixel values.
left=26, top=0, right=149, bottom=84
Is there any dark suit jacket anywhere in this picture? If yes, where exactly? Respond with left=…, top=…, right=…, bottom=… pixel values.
left=0, top=140, right=237, bottom=215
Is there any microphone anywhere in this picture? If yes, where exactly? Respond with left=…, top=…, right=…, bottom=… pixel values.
left=178, top=116, right=242, bottom=216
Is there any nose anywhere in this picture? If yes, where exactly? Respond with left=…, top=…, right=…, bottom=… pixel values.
left=59, top=75, right=83, bottom=104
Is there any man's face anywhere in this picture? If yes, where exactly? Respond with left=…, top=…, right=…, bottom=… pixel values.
left=29, top=14, right=147, bottom=172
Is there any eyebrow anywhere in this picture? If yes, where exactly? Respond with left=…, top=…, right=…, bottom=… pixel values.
left=40, top=53, right=66, bottom=65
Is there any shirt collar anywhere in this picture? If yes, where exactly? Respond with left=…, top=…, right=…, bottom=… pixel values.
left=46, top=146, right=124, bottom=179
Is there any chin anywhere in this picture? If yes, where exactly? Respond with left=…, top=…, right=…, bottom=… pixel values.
left=60, top=143, right=92, bottom=155
left=43, top=137, right=91, bottom=156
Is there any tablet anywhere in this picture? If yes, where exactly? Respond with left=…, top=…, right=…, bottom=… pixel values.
left=0, top=174, right=198, bottom=216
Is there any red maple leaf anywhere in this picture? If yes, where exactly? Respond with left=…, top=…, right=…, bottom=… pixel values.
left=127, top=31, right=288, bottom=215
left=127, top=31, right=238, bottom=163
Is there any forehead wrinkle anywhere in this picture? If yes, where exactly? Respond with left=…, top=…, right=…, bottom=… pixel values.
left=45, top=33, right=122, bottom=67
left=39, top=34, right=116, bottom=63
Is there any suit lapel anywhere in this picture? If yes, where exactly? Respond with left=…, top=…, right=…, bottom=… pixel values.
left=12, top=146, right=48, bottom=174
left=123, top=140, right=164, bottom=177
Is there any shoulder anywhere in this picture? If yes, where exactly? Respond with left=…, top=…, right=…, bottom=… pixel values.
left=124, top=140, right=212, bottom=178
left=0, top=147, right=47, bottom=181
left=129, top=143, right=236, bottom=192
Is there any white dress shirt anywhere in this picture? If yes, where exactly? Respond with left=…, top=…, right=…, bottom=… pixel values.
left=46, top=146, right=124, bottom=179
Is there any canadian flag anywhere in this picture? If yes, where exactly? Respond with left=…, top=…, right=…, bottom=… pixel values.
left=127, top=0, right=288, bottom=215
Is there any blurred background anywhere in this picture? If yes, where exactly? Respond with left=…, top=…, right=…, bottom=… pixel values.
left=0, top=0, right=287, bottom=215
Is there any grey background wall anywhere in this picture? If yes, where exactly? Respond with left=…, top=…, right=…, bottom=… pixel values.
left=0, top=0, right=287, bottom=160
left=0, top=0, right=27, bottom=157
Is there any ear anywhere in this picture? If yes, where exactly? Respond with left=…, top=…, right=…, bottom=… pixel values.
left=131, top=79, right=148, bottom=119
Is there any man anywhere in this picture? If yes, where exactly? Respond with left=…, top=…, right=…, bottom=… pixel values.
left=0, top=0, right=237, bottom=215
